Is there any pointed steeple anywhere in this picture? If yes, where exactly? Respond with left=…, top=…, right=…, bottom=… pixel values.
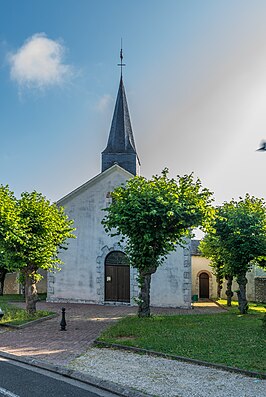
left=101, top=73, right=140, bottom=175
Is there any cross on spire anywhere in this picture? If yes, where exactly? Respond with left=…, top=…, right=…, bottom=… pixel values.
left=117, top=40, right=126, bottom=77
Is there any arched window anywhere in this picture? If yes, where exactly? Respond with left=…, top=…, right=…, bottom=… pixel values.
left=105, top=251, right=128, bottom=266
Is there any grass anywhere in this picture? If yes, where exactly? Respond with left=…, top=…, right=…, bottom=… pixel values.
left=0, top=293, right=47, bottom=302
left=0, top=294, right=53, bottom=326
left=217, top=299, right=266, bottom=314
left=98, top=305, right=266, bottom=374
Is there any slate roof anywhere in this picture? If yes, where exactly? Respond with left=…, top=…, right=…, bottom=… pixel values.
left=191, top=239, right=201, bottom=256
left=102, top=76, right=139, bottom=162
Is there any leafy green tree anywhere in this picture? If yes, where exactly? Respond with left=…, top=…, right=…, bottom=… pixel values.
left=203, top=195, right=266, bottom=314
left=0, top=241, right=14, bottom=296
left=0, top=186, right=20, bottom=296
left=0, top=186, right=75, bottom=314
left=102, top=169, right=214, bottom=317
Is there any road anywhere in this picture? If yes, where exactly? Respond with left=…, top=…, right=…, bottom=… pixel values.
left=0, top=357, right=118, bottom=397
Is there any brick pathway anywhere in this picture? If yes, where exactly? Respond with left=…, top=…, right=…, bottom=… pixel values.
left=0, top=301, right=225, bottom=366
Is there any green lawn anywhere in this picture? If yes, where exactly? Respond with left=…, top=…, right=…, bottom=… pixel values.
left=0, top=293, right=47, bottom=302
left=0, top=295, right=53, bottom=326
left=217, top=299, right=266, bottom=314
left=98, top=306, right=266, bottom=374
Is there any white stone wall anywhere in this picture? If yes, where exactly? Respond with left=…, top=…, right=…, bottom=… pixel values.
left=150, top=244, right=191, bottom=308
left=48, top=167, right=130, bottom=303
left=47, top=165, right=191, bottom=308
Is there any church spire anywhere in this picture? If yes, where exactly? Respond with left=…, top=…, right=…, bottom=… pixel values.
left=101, top=49, right=140, bottom=175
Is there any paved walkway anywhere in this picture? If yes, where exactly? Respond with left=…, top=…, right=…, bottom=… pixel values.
left=0, top=300, right=224, bottom=366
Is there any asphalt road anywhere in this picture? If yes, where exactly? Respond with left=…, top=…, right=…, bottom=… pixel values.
left=0, top=358, right=118, bottom=397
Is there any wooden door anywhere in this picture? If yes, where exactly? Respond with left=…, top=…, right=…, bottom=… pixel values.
left=199, top=272, right=209, bottom=298
left=105, top=252, right=130, bottom=302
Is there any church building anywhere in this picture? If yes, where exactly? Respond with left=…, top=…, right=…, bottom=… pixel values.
left=47, top=62, right=191, bottom=308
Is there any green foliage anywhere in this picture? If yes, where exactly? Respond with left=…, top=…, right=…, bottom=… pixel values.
left=215, top=195, right=266, bottom=275
left=262, top=313, right=266, bottom=331
left=202, top=195, right=266, bottom=277
left=201, top=195, right=266, bottom=313
left=0, top=185, right=75, bottom=281
left=103, top=169, right=214, bottom=274
left=0, top=186, right=23, bottom=269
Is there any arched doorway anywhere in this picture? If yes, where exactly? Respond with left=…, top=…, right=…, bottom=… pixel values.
left=105, top=251, right=130, bottom=302
left=199, top=272, right=209, bottom=298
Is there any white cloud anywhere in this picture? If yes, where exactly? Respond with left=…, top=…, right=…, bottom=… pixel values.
left=96, top=94, right=113, bottom=112
left=8, top=33, right=72, bottom=90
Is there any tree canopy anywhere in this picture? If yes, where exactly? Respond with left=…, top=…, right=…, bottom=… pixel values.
left=102, top=169, right=214, bottom=317
left=201, top=194, right=266, bottom=313
left=0, top=186, right=75, bottom=313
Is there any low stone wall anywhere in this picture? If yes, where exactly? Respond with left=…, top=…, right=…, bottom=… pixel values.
left=254, top=277, right=266, bottom=303
left=3, top=273, right=19, bottom=294
left=3, top=270, right=47, bottom=295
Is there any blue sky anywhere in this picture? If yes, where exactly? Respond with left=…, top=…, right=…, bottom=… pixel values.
left=1, top=0, right=266, bottom=206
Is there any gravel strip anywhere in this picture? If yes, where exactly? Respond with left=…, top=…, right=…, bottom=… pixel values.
left=69, top=348, right=266, bottom=397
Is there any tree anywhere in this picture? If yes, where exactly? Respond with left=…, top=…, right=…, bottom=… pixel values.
left=0, top=243, right=11, bottom=295
left=102, top=169, right=214, bottom=317
left=202, top=195, right=266, bottom=314
left=0, top=186, right=20, bottom=296
left=0, top=186, right=75, bottom=314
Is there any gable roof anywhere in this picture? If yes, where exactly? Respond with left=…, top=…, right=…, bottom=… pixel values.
left=57, top=164, right=133, bottom=205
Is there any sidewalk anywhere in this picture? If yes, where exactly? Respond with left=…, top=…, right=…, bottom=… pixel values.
left=0, top=300, right=223, bottom=366
left=0, top=302, right=134, bottom=365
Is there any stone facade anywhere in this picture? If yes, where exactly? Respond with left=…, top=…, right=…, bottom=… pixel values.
left=254, top=277, right=266, bottom=303
left=3, top=270, right=47, bottom=295
left=47, top=164, right=191, bottom=308
left=191, top=240, right=266, bottom=302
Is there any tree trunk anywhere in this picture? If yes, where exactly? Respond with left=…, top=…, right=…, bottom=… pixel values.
left=236, top=273, right=248, bottom=314
left=216, top=274, right=223, bottom=298
left=24, top=273, right=39, bottom=315
left=225, top=275, right=233, bottom=306
left=0, top=268, right=7, bottom=296
left=138, top=273, right=152, bottom=318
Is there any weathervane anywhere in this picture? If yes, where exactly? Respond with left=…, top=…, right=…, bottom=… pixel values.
left=117, top=39, right=126, bottom=77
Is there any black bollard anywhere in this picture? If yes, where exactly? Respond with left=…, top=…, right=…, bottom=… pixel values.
left=60, top=307, right=67, bottom=331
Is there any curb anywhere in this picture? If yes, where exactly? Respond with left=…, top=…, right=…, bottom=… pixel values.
left=0, top=314, right=57, bottom=329
left=0, top=350, right=152, bottom=397
left=94, top=341, right=266, bottom=380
